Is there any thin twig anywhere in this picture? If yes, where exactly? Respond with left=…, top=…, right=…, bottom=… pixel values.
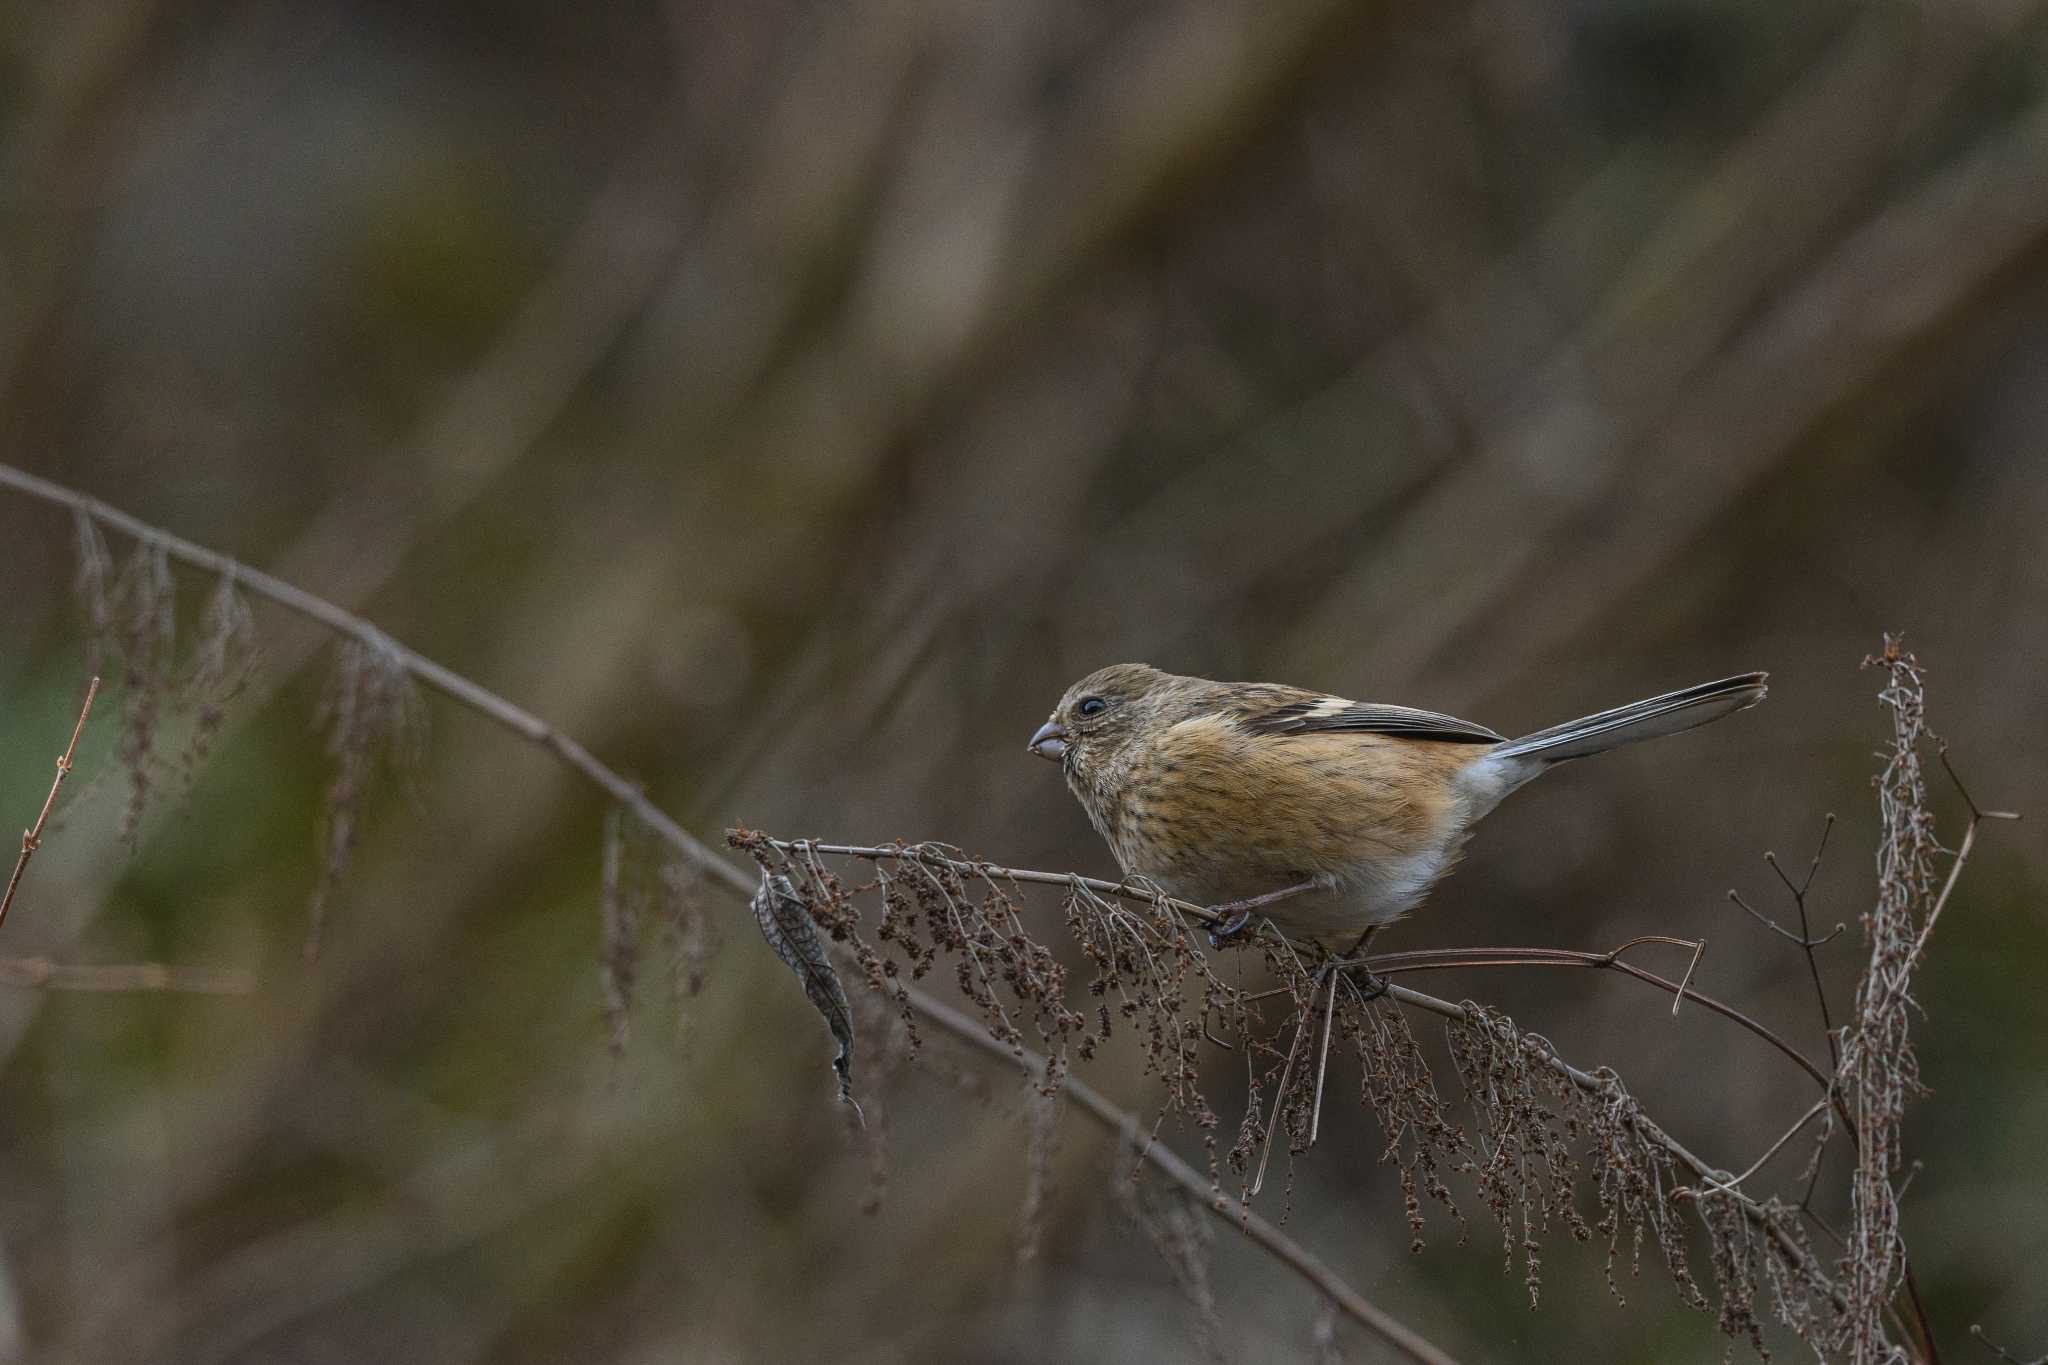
left=1309, top=966, right=1338, bottom=1145
left=0, top=676, right=102, bottom=932
left=1938, top=743, right=2021, bottom=825
left=1969, top=1324, right=2047, bottom=1365
left=1677, top=1095, right=1833, bottom=1198
left=763, top=839, right=1225, bottom=926
left=1366, top=976, right=1850, bottom=1316
left=1252, top=993, right=1311, bottom=1199
left=1728, top=889, right=1845, bottom=950
left=1787, top=817, right=1846, bottom=1068
left=1670, top=936, right=1706, bottom=1016
left=1363, top=944, right=1835, bottom=1093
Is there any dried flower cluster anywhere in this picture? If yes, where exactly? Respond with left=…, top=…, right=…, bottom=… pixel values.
left=722, top=832, right=1866, bottom=1359
left=1825, top=639, right=1939, bottom=1362
left=72, top=515, right=260, bottom=842
left=1446, top=1005, right=1842, bottom=1353
left=598, top=809, right=720, bottom=1060
left=1015, top=1082, right=1061, bottom=1266
left=304, top=634, right=426, bottom=958
left=1112, top=1126, right=1223, bottom=1359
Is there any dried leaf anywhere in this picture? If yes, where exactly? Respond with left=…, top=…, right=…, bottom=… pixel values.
left=753, top=871, right=860, bottom=1119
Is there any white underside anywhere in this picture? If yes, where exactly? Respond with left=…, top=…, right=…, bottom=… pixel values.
left=1225, top=750, right=1544, bottom=945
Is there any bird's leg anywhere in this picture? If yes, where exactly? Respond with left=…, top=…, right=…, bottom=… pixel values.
left=1205, top=878, right=1319, bottom=948
left=1325, top=925, right=1389, bottom=1001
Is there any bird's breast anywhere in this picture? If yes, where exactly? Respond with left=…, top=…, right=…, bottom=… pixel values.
left=1089, top=716, right=1494, bottom=938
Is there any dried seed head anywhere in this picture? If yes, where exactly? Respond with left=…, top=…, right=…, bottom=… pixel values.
left=305, top=634, right=427, bottom=959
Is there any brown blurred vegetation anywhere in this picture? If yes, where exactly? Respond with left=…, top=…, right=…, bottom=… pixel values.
left=1, top=1, right=2046, bottom=1360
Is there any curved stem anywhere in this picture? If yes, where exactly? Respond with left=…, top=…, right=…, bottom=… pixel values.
left=1364, top=946, right=1835, bottom=1094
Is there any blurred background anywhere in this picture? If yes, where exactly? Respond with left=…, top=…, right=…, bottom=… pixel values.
left=1, top=0, right=2045, bottom=1360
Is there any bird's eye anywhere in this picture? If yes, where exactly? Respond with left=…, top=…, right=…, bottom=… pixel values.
left=1076, top=696, right=1107, bottom=718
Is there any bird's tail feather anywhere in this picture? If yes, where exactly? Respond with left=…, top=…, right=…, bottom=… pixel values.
left=1492, top=673, right=1768, bottom=763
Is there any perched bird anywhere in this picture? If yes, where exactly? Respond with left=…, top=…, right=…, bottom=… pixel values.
left=1027, top=664, right=1766, bottom=953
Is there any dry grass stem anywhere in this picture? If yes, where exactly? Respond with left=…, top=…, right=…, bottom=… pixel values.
left=1, top=676, right=102, bottom=932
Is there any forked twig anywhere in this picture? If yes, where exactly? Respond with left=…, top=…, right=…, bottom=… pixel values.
left=1675, top=1095, right=1833, bottom=1199
left=761, top=839, right=1225, bottom=927
left=1732, top=813, right=1848, bottom=1074
left=1728, top=888, right=1845, bottom=950
left=1251, top=986, right=1311, bottom=1198
left=1970, top=1324, right=2046, bottom=1365
left=1363, top=942, right=1834, bottom=1093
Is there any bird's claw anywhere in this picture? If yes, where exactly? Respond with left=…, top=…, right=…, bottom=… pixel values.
left=1311, top=957, right=1390, bottom=1002
left=1351, top=968, right=1391, bottom=1003
left=1206, top=908, right=1254, bottom=949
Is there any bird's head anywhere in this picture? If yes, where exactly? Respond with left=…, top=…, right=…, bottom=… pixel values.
left=1027, top=663, right=1180, bottom=787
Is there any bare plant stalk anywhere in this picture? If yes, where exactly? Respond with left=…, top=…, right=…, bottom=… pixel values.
left=0, top=465, right=1453, bottom=1365
left=1828, top=642, right=2016, bottom=1365
left=0, top=676, right=101, bottom=932
left=1363, top=944, right=1835, bottom=1091
left=761, top=838, right=1228, bottom=926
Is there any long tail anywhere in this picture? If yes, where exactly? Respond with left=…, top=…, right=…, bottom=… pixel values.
left=1491, top=672, right=1768, bottom=763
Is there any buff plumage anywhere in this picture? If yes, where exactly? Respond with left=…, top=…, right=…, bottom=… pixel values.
left=1029, top=663, right=1766, bottom=950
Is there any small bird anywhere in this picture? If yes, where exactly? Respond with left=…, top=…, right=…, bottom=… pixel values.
left=1027, top=664, right=1766, bottom=953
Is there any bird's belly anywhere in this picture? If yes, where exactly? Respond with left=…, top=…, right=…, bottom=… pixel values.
left=1133, top=845, right=1450, bottom=947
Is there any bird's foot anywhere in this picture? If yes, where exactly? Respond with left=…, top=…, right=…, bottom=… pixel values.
left=1200, top=878, right=1320, bottom=950
left=1348, top=967, right=1392, bottom=1003
left=1313, top=954, right=1390, bottom=1002
left=1206, top=908, right=1254, bottom=949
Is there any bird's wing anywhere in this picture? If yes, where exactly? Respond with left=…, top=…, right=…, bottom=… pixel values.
left=1232, top=689, right=1504, bottom=744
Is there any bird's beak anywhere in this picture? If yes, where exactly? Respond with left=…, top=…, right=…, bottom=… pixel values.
left=1027, top=719, right=1069, bottom=762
